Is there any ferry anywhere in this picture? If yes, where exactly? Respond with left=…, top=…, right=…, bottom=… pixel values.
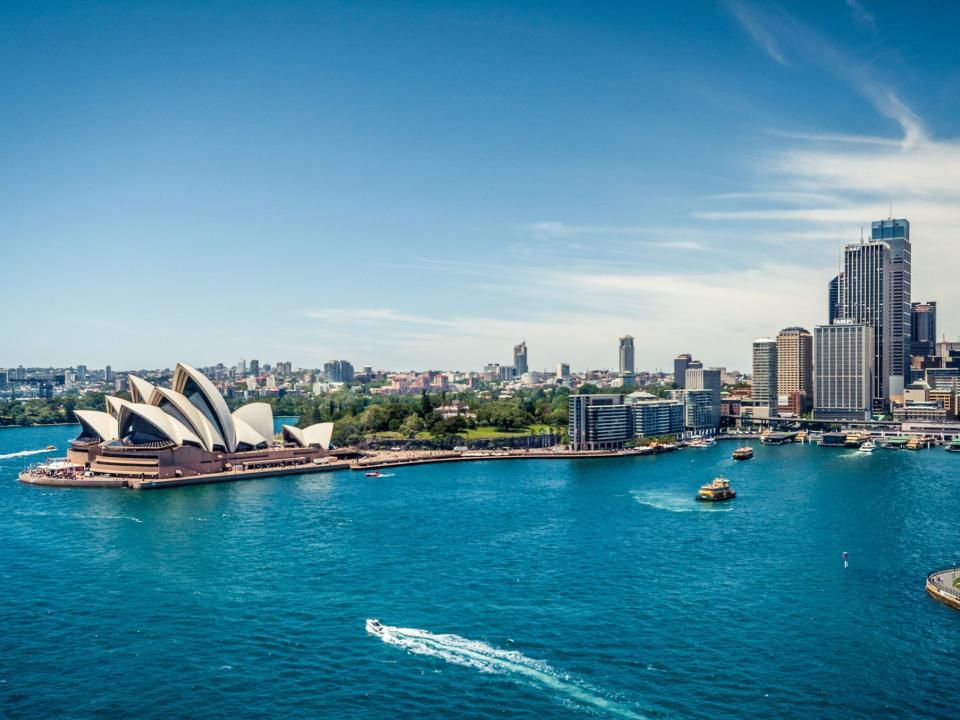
left=858, top=440, right=877, bottom=453
left=689, top=438, right=716, bottom=448
left=696, top=476, right=736, bottom=502
left=732, top=446, right=753, bottom=461
left=946, top=439, right=960, bottom=453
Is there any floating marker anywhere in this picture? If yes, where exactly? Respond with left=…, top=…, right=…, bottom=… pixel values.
left=842, top=551, right=849, bottom=569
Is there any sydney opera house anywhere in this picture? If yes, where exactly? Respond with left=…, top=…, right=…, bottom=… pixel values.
left=65, top=363, right=336, bottom=484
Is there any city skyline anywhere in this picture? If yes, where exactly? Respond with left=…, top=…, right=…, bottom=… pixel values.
left=4, top=3, right=960, bottom=369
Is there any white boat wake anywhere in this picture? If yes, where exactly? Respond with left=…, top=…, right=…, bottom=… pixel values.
left=0, top=448, right=57, bottom=460
left=367, top=621, right=646, bottom=719
left=631, top=489, right=731, bottom=513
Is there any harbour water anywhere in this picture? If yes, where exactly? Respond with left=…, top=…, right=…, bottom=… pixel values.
left=2, top=424, right=960, bottom=718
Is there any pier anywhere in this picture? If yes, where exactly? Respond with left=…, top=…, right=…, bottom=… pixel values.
left=926, top=568, right=960, bottom=611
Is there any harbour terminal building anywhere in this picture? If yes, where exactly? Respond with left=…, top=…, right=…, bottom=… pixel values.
left=64, top=363, right=335, bottom=483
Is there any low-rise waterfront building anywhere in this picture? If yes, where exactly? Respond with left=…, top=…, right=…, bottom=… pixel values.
left=625, top=391, right=684, bottom=437
left=569, top=394, right=633, bottom=451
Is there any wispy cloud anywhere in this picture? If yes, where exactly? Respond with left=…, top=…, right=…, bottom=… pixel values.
left=724, top=0, right=786, bottom=64
left=845, top=0, right=878, bottom=33
left=304, top=308, right=455, bottom=327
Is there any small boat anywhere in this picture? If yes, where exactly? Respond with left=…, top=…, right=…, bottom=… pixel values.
left=696, top=476, right=736, bottom=502
left=858, top=440, right=876, bottom=453
left=945, top=439, right=960, bottom=453
left=366, top=618, right=387, bottom=637
left=365, top=471, right=383, bottom=477
left=45, top=445, right=56, bottom=451
left=689, top=438, right=716, bottom=448
left=732, top=446, right=753, bottom=461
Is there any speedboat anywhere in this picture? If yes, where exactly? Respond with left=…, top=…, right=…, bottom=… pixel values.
left=858, top=440, right=877, bottom=453
left=366, top=618, right=387, bottom=637
left=45, top=445, right=56, bottom=451
left=365, top=471, right=383, bottom=478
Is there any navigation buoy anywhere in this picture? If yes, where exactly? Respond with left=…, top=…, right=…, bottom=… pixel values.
left=842, top=551, right=849, bottom=569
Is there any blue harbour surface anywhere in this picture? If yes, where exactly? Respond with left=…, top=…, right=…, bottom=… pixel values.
left=2, top=425, right=960, bottom=719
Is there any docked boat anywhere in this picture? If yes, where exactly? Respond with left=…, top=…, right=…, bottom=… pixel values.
left=732, top=446, right=753, bottom=461
left=366, top=618, right=387, bottom=637
left=689, top=438, right=716, bottom=448
left=696, top=476, right=736, bottom=502
left=365, top=471, right=383, bottom=477
left=946, top=439, right=960, bottom=453
left=858, top=440, right=877, bottom=453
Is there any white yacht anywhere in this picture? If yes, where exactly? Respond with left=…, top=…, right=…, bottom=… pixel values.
left=858, top=440, right=877, bottom=453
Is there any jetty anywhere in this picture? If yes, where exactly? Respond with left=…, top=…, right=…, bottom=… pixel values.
left=926, top=568, right=960, bottom=611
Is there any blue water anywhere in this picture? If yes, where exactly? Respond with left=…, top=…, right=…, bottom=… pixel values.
left=2, top=426, right=959, bottom=719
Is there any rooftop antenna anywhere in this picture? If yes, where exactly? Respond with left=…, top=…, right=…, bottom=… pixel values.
left=860, top=225, right=864, bottom=244
left=889, top=200, right=893, bottom=219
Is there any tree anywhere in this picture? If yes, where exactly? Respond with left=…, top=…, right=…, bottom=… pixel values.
left=399, top=413, right=424, bottom=439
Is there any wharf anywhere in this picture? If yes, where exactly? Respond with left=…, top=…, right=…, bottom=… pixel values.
left=926, top=568, right=960, bottom=611
left=351, top=448, right=632, bottom=470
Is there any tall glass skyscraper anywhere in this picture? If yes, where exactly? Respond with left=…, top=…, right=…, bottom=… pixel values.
left=910, top=301, right=936, bottom=358
left=618, top=335, right=635, bottom=376
left=871, top=218, right=910, bottom=392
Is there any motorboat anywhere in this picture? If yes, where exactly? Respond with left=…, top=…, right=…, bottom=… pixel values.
left=689, top=438, right=716, bottom=448
left=366, top=618, right=387, bottom=637
left=732, top=446, right=753, bottom=461
left=858, top=440, right=877, bottom=453
left=696, top=476, right=736, bottom=502
left=45, top=445, right=56, bottom=451
left=365, top=471, right=383, bottom=478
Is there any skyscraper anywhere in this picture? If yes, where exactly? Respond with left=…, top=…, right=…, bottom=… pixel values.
left=911, top=301, right=937, bottom=358
left=249, top=359, right=260, bottom=377
left=840, top=239, right=891, bottom=409
left=673, top=354, right=692, bottom=388
left=618, top=335, right=635, bottom=377
left=828, top=274, right=842, bottom=324
left=513, top=341, right=528, bottom=376
left=751, top=338, right=778, bottom=418
left=556, top=362, right=570, bottom=379
left=813, top=322, right=875, bottom=421
left=75, top=364, right=87, bottom=382
left=872, top=218, right=911, bottom=390
left=105, top=365, right=113, bottom=383
left=776, top=327, right=813, bottom=414
left=238, top=358, right=247, bottom=376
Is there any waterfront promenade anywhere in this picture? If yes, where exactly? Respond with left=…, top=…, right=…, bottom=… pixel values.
left=926, top=568, right=960, bottom=610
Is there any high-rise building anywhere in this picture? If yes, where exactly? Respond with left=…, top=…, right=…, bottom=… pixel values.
left=828, top=274, right=842, bottom=324
left=16, top=365, right=25, bottom=381
left=556, top=362, right=570, bottom=379
left=839, top=239, right=891, bottom=409
left=238, top=359, right=247, bottom=376
left=776, top=327, right=813, bottom=414
left=249, top=359, right=260, bottom=377
left=626, top=392, right=684, bottom=437
left=513, top=342, right=528, bottom=376
left=0, top=370, right=7, bottom=391
left=911, top=301, right=937, bottom=358
left=684, top=367, right=721, bottom=429
left=813, top=322, right=875, bottom=421
left=75, top=364, right=87, bottom=382
left=676, top=389, right=715, bottom=434
left=751, top=338, right=778, bottom=418
left=673, top=354, right=692, bottom=388
left=619, top=335, right=635, bottom=377
left=872, top=218, right=911, bottom=389
left=569, top=394, right=633, bottom=451
left=323, top=360, right=354, bottom=383
left=105, top=365, right=114, bottom=383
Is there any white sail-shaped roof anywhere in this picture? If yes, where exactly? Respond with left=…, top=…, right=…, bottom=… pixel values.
left=128, top=375, right=157, bottom=404
left=74, top=410, right=119, bottom=442
left=149, top=386, right=227, bottom=452
left=232, top=403, right=275, bottom=446
left=282, top=422, right=334, bottom=449
left=117, top=403, right=203, bottom=448
left=171, top=363, right=237, bottom=452
left=234, top=417, right=269, bottom=449
left=105, top=395, right=132, bottom=420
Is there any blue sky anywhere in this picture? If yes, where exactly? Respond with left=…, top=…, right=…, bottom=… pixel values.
left=4, top=1, right=959, bottom=372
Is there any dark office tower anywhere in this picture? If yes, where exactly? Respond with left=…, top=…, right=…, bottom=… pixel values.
left=911, top=301, right=937, bottom=358
left=828, top=274, right=842, bottom=324
left=249, top=359, right=260, bottom=377
left=105, top=365, right=114, bottom=383
left=618, top=335, right=635, bottom=376
left=673, top=354, right=692, bottom=388
left=513, top=341, right=528, bottom=376
left=872, top=218, right=910, bottom=391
